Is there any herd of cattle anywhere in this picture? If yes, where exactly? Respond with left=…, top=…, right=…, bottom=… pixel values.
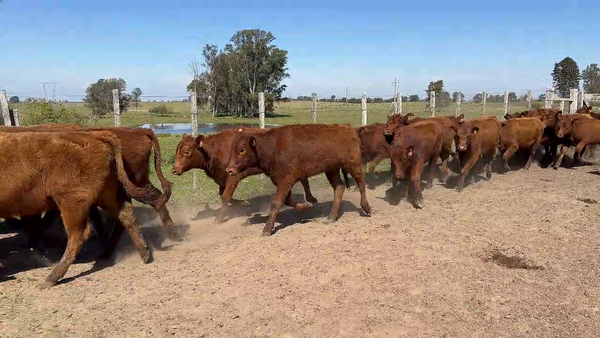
left=0, top=102, right=598, bottom=288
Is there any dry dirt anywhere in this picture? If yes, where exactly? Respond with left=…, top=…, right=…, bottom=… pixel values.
left=1, top=160, right=600, bottom=338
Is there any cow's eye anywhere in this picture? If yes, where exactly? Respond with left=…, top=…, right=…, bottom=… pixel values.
left=239, top=148, right=245, bottom=154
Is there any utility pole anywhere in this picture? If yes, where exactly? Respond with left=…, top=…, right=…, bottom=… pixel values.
left=345, top=86, right=348, bottom=106
left=391, top=77, right=399, bottom=115
left=38, top=82, right=59, bottom=102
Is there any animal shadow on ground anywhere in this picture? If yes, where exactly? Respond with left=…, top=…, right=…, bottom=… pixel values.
left=0, top=207, right=189, bottom=283
left=236, top=194, right=362, bottom=236
left=588, top=170, right=600, bottom=176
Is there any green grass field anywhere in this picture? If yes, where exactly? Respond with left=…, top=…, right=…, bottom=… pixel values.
left=9, top=100, right=534, bottom=211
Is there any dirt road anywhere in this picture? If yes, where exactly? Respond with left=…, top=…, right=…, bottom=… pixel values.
left=1, top=163, right=599, bottom=337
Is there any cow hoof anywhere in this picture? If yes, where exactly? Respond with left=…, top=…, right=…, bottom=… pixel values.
left=295, top=202, right=313, bottom=212
left=167, top=228, right=184, bottom=242
left=552, top=166, right=559, bottom=170
left=260, top=231, right=272, bottom=237
left=413, top=200, right=424, bottom=209
left=241, top=200, right=251, bottom=207
left=456, top=186, right=463, bottom=193
left=141, top=250, right=152, bottom=264
left=325, top=216, right=338, bottom=224
left=38, top=281, right=55, bottom=290
left=361, top=205, right=372, bottom=216
left=306, top=196, right=318, bottom=204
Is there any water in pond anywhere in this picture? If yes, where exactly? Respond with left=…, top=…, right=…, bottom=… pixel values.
left=139, top=123, right=281, bottom=135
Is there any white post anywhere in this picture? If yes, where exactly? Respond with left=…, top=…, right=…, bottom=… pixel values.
left=13, top=109, right=20, bottom=126
left=503, top=90, right=509, bottom=118
left=429, top=91, right=435, bottom=117
left=208, top=95, right=213, bottom=117
left=398, top=92, right=402, bottom=115
left=569, top=88, right=578, bottom=114
left=481, top=91, right=487, bottom=116
left=258, top=92, right=265, bottom=129
left=0, top=90, right=11, bottom=126
left=544, top=88, right=553, bottom=109
left=361, top=92, right=367, bottom=126
left=190, top=91, right=199, bottom=190
left=112, top=89, right=121, bottom=127
left=455, top=92, right=461, bottom=117
left=560, top=101, right=565, bottom=113
left=311, top=93, right=317, bottom=123
left=579, top=89, right=585, bottom=108
left=526, top=90, right=532, bottom=110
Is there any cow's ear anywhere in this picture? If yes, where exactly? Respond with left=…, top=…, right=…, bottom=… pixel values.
left=407, top=145, right=414, bottom=158
left=583, top=101, right=588, bottom=108
left=249, top=137, right=257, bottom=148
left=182, top=133, right=188, bottom=139
left=357, top=126, right=365, bottom=135
left=405, top=113, right=414, bottom=119
left=458, top=114, right=464, bottom=123
left=471, top=126, right=479, bottom=135
left=449, top=124, right=458, bottom=133
left=195, top=135, right=204, bottom=148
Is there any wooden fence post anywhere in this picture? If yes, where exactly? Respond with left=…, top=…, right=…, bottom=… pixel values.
left=311, top=93, right=317, bottom=123
left=526, top=90, right=532, bottom=110
left=480, top=91, right=487, bottom=116
left=429, top=91, right=435, bottom=117
left=569, top=88, right=578, bottom=114
left=503, top=90, right=509, bottom=118
left=112, top=89, right=121, bottom=127
left=361, top=92, right=367, bottom=126
left=455, top=92, right=461, bottom=117
left=544, top=88, right=553, bottom=109
left=12, top=109, right=20, bottom=126
left=398, top=92, right=403, bottom=115
left=190, top=91, right=199, bottom=190
left=579, top=89, right=585, bottom=108
left=208, top=95, right=213, bottom=117
left=0, top=90, right=11, bottom=126
left=560, top=101, right=565, bottom=113
left=258, top=92, right=265, bottom=129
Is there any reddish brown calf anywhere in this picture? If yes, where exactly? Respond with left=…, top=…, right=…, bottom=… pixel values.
left=355, top=123, right=390, bottom=173
left=553, top=114, right=596, bottom=169
left=388, top=120, right=443, bottom=207
left=173, top=128, right=317, bottom=223
left=226, top=124, right=371, bottom=237
left=498, top=117, right=548, bottom=172
left=454, top=116, right=501, bottom=192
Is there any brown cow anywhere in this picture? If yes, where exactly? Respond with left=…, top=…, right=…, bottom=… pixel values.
left=506, top=108, right=563, bottom=163
left=1, top=125, right=181, bottom=253
left=576, top=102, right=600, bottom=119
left=388, top=120, right=443, bottom=207
left=498, top=117, right=549, bottom=172
left=504, top=111, right=528, bottom=120
left=454, top=116, right=501, bottom=192
left=355, top=123, right=390, bottom=173
left=0, top=130, right=154, bottom=288
left=552, top=113, right=595, bottom=169
left=173, top=128, right=318, bottom=223
left=385, top=113, right=463, bottom=182
left=225, top=124, right=371, bottom=237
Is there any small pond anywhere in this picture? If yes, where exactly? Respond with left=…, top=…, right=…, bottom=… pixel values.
left=139, top=123, right=281, bottom=135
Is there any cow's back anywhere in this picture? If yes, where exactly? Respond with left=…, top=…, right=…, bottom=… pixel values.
left=471, top=116, right=500, bottom=150
left=399, top=120, right=443, bottom=155
left=0, top=131, right=113, bottom=217
left=572, top=118, right=600, bottom=143
left=356, top=123, right=388, bottom=160
left=500, top=118, right=544, bottom=148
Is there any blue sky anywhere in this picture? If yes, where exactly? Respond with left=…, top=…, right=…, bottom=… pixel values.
left=1, top=0, right=599, bottom=101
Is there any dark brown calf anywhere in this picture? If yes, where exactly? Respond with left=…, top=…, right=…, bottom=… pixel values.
left=498, top=117, right=548, bottom=171
left=0, top=130, right=153, bottom=288
left=553, top=113, right=596, bottom=169
left=575, top=102, right=600, bottom=119
left=388, top=120, right=443, bottom=207
left=173, top=128, right=317, bottom=223
left=454, top=116, right=501, bottom=192
left=225, top=124, right=371, bottom=237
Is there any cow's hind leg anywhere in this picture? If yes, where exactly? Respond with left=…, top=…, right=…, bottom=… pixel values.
left=553, top=145, right=570, bottom=169
left=438, top=148, right=450, bottom=183
left=524, top=141, right=541, bottom=170
left=40, top=207, right=92, bottom=289
left=502, top=144, right=517, bottom=172
left=574, top=142, right=588, bottom=163
left=343, top=164, right=371, bottom=216
left=325, top=171, right=346, bottom=223
left=149, top=201, right=183, bottom=242
left=457, top=151, right=480, bottom=192
left=284, top=190, right=313, bottom=211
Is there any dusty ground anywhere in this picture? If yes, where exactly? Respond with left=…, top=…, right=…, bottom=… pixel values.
left=1, top=159, right=600, bottom=338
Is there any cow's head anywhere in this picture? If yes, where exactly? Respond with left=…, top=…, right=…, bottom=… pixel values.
left=575, top=101, right=593, bottom=115
left=504, top=111, right=525, bottom=120
left=556, top=114, right=573, bottom=139
left=540, top=110, right=560, bottom=129
left=389, top=134, right=415, bottom=179
left=172, top=134, right=208, bottom=175
left=455, top=121, right=479, bottom=152
left=226, top=133, right=259, bottom=176
left=383, top=113, right=412, bottom=144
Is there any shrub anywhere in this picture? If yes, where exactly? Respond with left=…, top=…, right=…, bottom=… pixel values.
left=531, top=102, right=543, bottom=109
left=22, top=99, right=87, bottom=126
left=149, top=105, right=173, bottom=117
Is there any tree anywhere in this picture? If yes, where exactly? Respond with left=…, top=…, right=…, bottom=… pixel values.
left=552, top=57, right=580, bottom=97
left=131, top=88, right=142, bottom=111
left=425, top=80, right=450, bottom=107
left=9, top=96, right=19, bottom=103
left=22, top=99, right=86, bottom=126
left=84, top=78, right=130, bottom=121
left=408, top=94, right=420, bottom=102
left=330, top=95, right=336, bottom=102
left=582, top=63, right=600, bottom=93
left=149, top=105, right=173, bottom=117
left=452, top=92, right=465, bottom=102
left=538, top=93, right=546, bottom=101
left=508, top=92, right=517, bottom=101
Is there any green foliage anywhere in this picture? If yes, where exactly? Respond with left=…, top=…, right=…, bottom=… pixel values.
left=452, top=92, right=465, bottom=102
left=22, top=99, right=87, bottom=126
left=538, top=93, right=546, bottom=101
left=84, top=78, right=131, bottom=121
left=472, top=93, right=483, bottom=103
left=582, top=63, right=600, bottom=93
left=508, top=92, right=517, bottom=101
left=425, top=80, right=450, bottom=107
left=149, top=105, right=174, bottom=117
left=188, top=29, right=290, bottom=117
left=408, top=94, right=420, bottom=102
left=552, top=57, right=580, bottom=97
left=131, top=87, right=143, bottom=111
left=9, top=96, right=19, bottom=104
left=531, top=102, right=543, bottom=109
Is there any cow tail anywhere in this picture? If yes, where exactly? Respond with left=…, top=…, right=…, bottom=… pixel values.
left=147, top=130, right=172, bottom=209
left=102, top=132, right=157, bottom=204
